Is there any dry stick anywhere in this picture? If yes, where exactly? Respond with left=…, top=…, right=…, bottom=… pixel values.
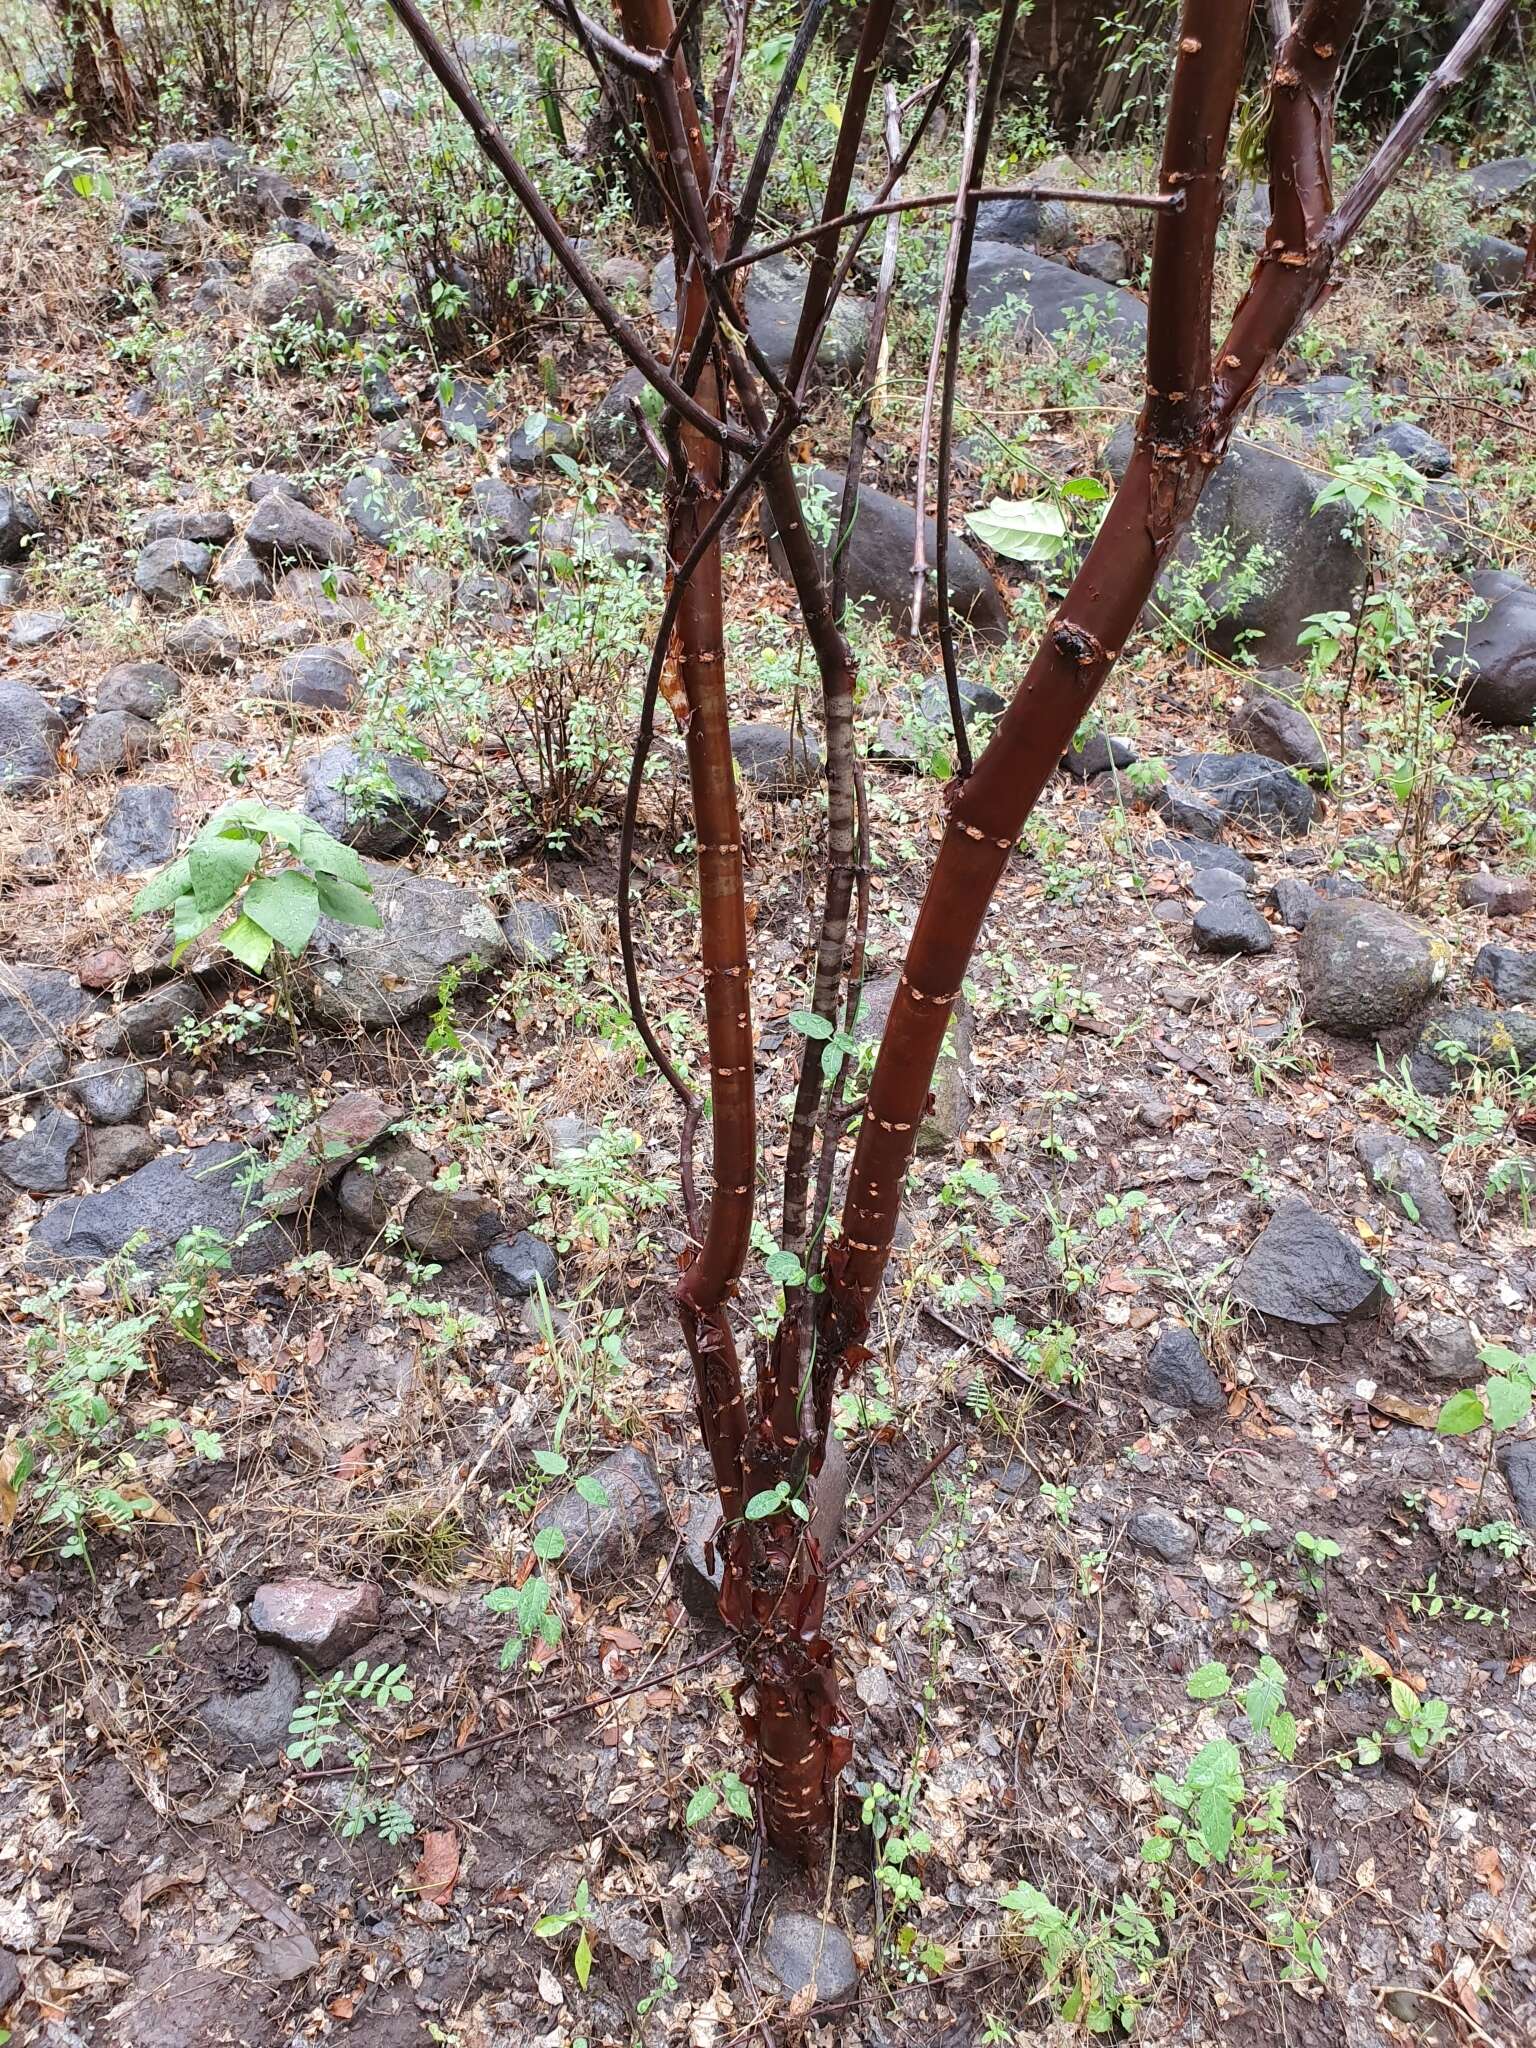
left=383, top=0, right=751, bottom=456
left=719, top=179, right=1180, bottom=275
left=910, top=31, right=980, bottom=645
left=827, top=1436, right=963, bottom=1573
left=932, top=0, right=1023, bottom=766
left=533, top=0, right=664, bottom=75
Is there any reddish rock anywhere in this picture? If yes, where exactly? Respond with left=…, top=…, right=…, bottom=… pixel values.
left=265, top=1091, right=397, bottom=1215
left=248, top=1578, right=380, bottom=1667
left=1459, top=872, right=1535, bottom=918
left=75, top=945, right=133, bottom=990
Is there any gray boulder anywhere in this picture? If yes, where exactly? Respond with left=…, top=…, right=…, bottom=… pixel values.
left=0, top=1107, right=83, bottom=1192
left=0, top=485, right=43, bottom=563
left=303, top=867, right=509, bottom=1027
left=1106, top=421, right=1364, bottom=661
left=249, top=240, right=342, bottom=329
left=1165, top=752, right=1316, bottom=836
left=1192, top=894, right=1273, bottom=956
left=1299, top=898, right=1446, bottom=1039
left=27, top=1141, right=289, bottom=1274
left=197, top=1645, right=301, bottom=1756
left=763, top=466, right=1006, bottom=642
left=1253, top=375, right=1375, bottom=446
left=92, top=979, right=202, bottom=1056
left=212, top=536, right=271, bottom=599
left=1497, top=1441, right=1536, bottom=1532
left=531, top=1447, right=666, bottom=1585
left=98, top=786, right=178, bottom=874
left=1415, top=1005, right=1536, bottom=1087
left=1228, top=672, right=1329, bottom=780
left=140, top=505, right=235, bottom=544
left=72, top=709, right=161, bottom=778
left=588, top=367, right=663, bottom=487
left=1462, top=233, right=1524, bottom=300
left=1356, top=1129, right=1459, bottom=1241
left=341, top=460, right=428, bottom=547
left=438, top=376, right=495, bottom=439
left=1473, top=945, right=1536, bottom=1004
left=467, top=477, right=540, bottom=563
left=303, top=743, right=446, bottom=856
left=504, top=413, right=578, bottom=471
left=0, top=683, right=65, bottom=794
left=1, top=964, right=93, bottom=1098
left=98, top=659, right=180, bottom=718
left=1358, top=420, right=1453, bottom=479
left=9, top=610, right=68, bottom=650
left=244, top=492, right=353, bottom=569
left=400, top=1185, right=502, bottom=1261
left=758, top=1909, right=859, bottom=2006
left=260, top=645, right=356, bottom=711
left=1232, top=1197, right=1385, bottom=1326
left=542, top=507, right=656, bottom=573
left=1146, top=1327, right=1224, bottom=1414
left=961, top=242, right=1146, bottom=354
left=67, top=1058, right=147, bottom=1125
left=1127, top=1507, right=1197, bottom=1564
left=731, top=721, right=822, bottom=796
left=499, top=901, right=563, bottom=967
left=853, top=974, right=972, bottom=1152
left=652, top=252, right=869, bottom=384
left=1464, top=156, right=1536, bottom=209
left=485, top=1231, right=557, bottom=1298
left=1433, top=569, right=1536, bottom=727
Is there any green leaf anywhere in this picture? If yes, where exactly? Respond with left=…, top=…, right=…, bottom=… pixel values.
left=485, top=1586, right=517, bottom=1613
left=722, top=1773, right=754, bottom=1821
left=132, top=856, right=192, bottom=915
left=243, top=869, right=320, bottom=956
left=532, top=1526, right=566, bottom=1562
left=1186, top=1661, right=1231, bottom=1701
left=573, top=1926, right=593, bottom=1989
left=1267, top=1709, right=1298, bottom=1761
left=1485, top=1375, right=1532, bottom=1432
left=188, top=833, right=260, bottom=914
left=820, top=1038, right=845, bottom=1084
left=222, top=914, right=275, bottom=973
left=300, top=825, right=371, bottom=885
left=1139, top=1835, right=1173, bottom=1864
left=765, top=1248, right=807, bottom=1287
left=533, top=1912, right=571, bottom=1938
left=744, top=1485, right=786, bottom=1521
left=516, top=1575, right=552, bottom=1637
left=533, top=1449, right=568, bottom=1476
left=964, top=496, right=1068, bottom=562
left=171, top=890, right=226, bottom=959
left=790, top=1008, right=835, bottom=1040
left=1061, top=476, right=1110, bottom=502
left=1196, top=1787, right=1234, bottom=1863
left=315, top=873, right=382, bottom=929
left=1436, top=1387, right=1487, bottom=1436
left=685, top=1784, right=719, bottom=1826
left=574, top=1475, right=611, bottom=1507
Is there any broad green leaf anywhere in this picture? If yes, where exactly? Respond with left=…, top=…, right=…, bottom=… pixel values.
left=965, top=496, right=1068, bottom=562
left=765, top=1249, right=807, bottom=1287
left=573, top=1476, right=610, bottom=1507
left=1436, top=1387, right=1487, bottom=1436
left=516, top=1574, right=552, bottom=1636
left=315, top=874, right=383, bottom=929
left=790, top=1009, right=835, bottom=1040
left=222, top=915, right=275, bottom=973
left=132, top=856, right=192, bottom=915
left=722, top=1774, right=754, bottom=1821
left=532, top=1526, right=566, bottom=1562
left=1267, top=1709, right=1298, bottom=1761
left=1485, top=1375, right=1532, bottom=1432
left=1139, top=1835, right=1173, bottom=1864
left=1186, top=1661, right=1231, bottom=1701
left=243, top=869, right=320, bottom=956
left=1061, top=476, right=1110, bottom=502
left=300, top=824, right=371, bottom=885
left=1196, top=1787, right=1234, bottom=1862
left=533, top=1449, right=568, bottom=1476
left=188, top=835, right=259, bottom=915
left=685, top=1784, right=719, bottom=1826
left=485, top=1586, right=517, bottom=1613
left=744, top=1485, right=786, bottom=1521
left=573, top=1926, right=593, bottom=1989
left=171, top=890, right=225, bottom=959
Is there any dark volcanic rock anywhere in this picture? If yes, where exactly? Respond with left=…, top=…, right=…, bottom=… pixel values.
left=67, top=1057, right=147, bottom=1124
left=261, top=644, right=356, bottom=711
left=467, top=477, right=540, bottom=563
left=1473, top=945, right=1536, bottom=1004
left=758, top=1909, right=859, bottom=2006
left=1165, top=752, right=1316, bottom=836
left=485, top=1230, right=557, bottom=1299
left=1298, top=898, right=1446, bottom=1039
left=0, top=1106, right=83, bottom=1192
left=249, top=1579, right=379, bottom=1667
left=97, top=658, right=181, bottom=719
left=340, top=460, right=428, bottom=547
left=531, top=1447, right=667, bottom=1585
left=763, top=466, right=1006, bottom=642
left=26, top=1141, right=288, bottom=1274
left=134, top=536, right=213, bottom=604
left=1, top=963, right=92, bottom=1097
left=1356, top=1129, right=1459, bottom=1241
left=244, top=492, right=353, bottom=570
left=1192, top=894, right=1274, bottom=956
left=0, top=683, right=65, bottom=794
left=197, top=1644, right=301, bottom=1754
left=1146, top=1327, right=1225, bottom=1414
left=1229, top=672, right=1329, bottom=780
left=1358, top=420, right=1453, bottom=479
left=731, top=721, right=823, bottom=796
left=72, top=709, right=161, bottom=778
left=302, top=742, right=446, bottom=856
left=1232, top=1197, right=1385, bottom=1326
left=1127, top=1508, right=1197, bottom=1563
left=961, top=241, right=1146, bottom=353
left=303, top=867, right=509, bottom=1027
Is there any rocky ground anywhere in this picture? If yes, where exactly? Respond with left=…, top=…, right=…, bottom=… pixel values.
left=2, top=33, right=1536, bottom=2048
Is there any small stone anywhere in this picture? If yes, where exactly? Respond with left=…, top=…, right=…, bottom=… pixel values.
left=532, top=1447, right=666, bottom=1584
left=249, top=240, right=342, bottom=329
left=1075, top=238, right=1128, bottom=283
left=1267, top=877, right=1321, bottom=930
left=1298, top=898, right=1446, bottom=1039
left=0, top=1948, right=18, bottom=2013
left=1, top=963, right=93, bottom=1095
left=1458, top=872, right=1534, bottom=917
left=72, top=709, right=161, bottom=778
left=1473, top=945, right=1536, bottom=1004
left=438, top=376, right=495, bottom=439
left=247, top=472, right=311, bottom=504
left=918, top=674, right=1005, bottom=724
left=248, top=1578, right=380, bottom=1667
left=340, top=460, right=428, bottom=547
left=1153, top=779, right=1226, bottom=839
left=165, top=617, right=242, bottom=669
left=1166, top=751, right=1316, bottom=836
left=0, top=484, right=43, bottom=564
left=98, top=659, right=181, bottom=719
left=363, top=366, right=408, bottom=422
left=1064, top=731, right=1136, bottom=781
left=80, top=1124, right=161, bottom=1184
left=0, top=1107, right=83, bottom=1192
left=1146, top=1327, right=1225, bottom=1413
left=596, top=255, right=650, bottom=294
left=336, top=1140, right=432, bottom=1234
left=244, top=493, right=353, bottom=570
left=98, top=785, right=179, bottom=874
left=500, top=901, right=563, bottom=967
left=1192, top=895, right=1274, bottom=956
left=401, top=1185, right=503, bottom=1261
left=303, top=868, right=508, bottom=1028
left=8, top=609, right=69, bottom=650
left=1127, top=1508, right=1196, bottom=1564
left=541, top=507, right=656, bottom=573
left=264, top=1091, right=396, bottom=1214
left=504, top=413, right=578, bottom=471
left=467, top=477, right=540, bottom=563
left=140, top=505, right=235, bottom=545
left=91, top=979, right=202, bottom=1056
left=213, top=536, right=272, bottom=600
left=1229, top=673, right=1329, bottom=780
left=1415, top=1005, right=1536, bottom=1084
left=1188, top=866, right=1242, bottom=901
left=198, top=1645, right=302, bottom=1754
left=1407, top=1316, right=1479, bottom=1385
left=485, top=1231, right=557, bottom=1298
left=76, top=947, right=131, bottom=991
left=260, top=644, right=356, bottom=711
left=68, top=1058, right=147, bottom=1124
left=1148, top=835, right=1256, bottom=882
left=0, top=682, right=65, bottom=794
left=731, top=721, right=823, bottom=796
left=1356, top=1129, right=1459, bottom=1241
left=303, top=743, right=446, bottom=856
left=1232, top=1197, right=1385, bottom=1326
left=1496, top=1441, right=1536, bottom=1531
left=134, top=536, right=212, bottom=605
left=758, top=1909, right=859, bottom=2006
